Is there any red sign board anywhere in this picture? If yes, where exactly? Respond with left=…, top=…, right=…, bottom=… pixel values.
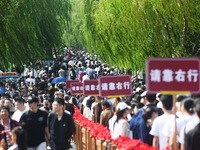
left=146, top=58, right=200, bottom=93
left=70, top=82, right=83, bottom=95
left=83, top=80, right=99, bottom=96
left=98, top=75, right=132, bottom=97
left=66, top=80, right=79, bottom=89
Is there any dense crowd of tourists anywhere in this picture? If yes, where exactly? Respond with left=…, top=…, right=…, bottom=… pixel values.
left=0, top=48, right=199, bottom=150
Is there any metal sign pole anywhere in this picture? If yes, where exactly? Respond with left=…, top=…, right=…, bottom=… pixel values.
left=172, top=94, right=177, bottom=150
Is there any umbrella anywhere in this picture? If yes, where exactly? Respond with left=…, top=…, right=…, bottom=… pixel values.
left=0, top=87, right=7, bottom=94
left=51, top=77, right=67, bottom=84
left=86, top=68, right=95, bottom=76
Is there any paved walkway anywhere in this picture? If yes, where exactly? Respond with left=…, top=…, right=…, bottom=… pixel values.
left=46, top=140, right=77, bottom=150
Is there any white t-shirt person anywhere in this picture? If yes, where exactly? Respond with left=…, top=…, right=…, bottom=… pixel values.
left=12, top=109, right=27, bottom=122
left=109, top=114, right=117, bottom=138
left=150, top=114, right=174, bottom=150
left=112, top=118, right=130, bottom=139
left=150, top=94, right=174, bottom=150
left=12, top=99, right=28, bottom=122
left=111, top=102, right=131, bottom=139
left=179, top=116, right=199, bottom=144
left=83, top=107, right=93, bottom=121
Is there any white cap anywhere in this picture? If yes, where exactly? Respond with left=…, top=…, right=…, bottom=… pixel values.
left=117, top=102, right=131, bottom=111
left=141, top=91, right=147, bottom=97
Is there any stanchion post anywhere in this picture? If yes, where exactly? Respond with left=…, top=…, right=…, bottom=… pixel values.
left=172, top=94, right=177, bottom=150
left=75, top=121, right=80, bottom=150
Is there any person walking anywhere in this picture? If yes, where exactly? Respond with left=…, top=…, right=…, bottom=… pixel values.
left=64, top=95, right=75, bottom=117
left=100, top=100, right=113, bottom=128
left=111, top=102, right=131, bottom=139
left=48, top=98, right=75, bottom=150
left=19, top=96, right=50, bottom=150
left=184, top=98, right=200, bottom=150
left=8, top=127, right=27, bottom=150
left=0, top=106, right=20, bottom=149
left=134, top=106, right=157, bottom=145
left=93, top=96, right=103, bottom=123
left=150, top=95, right=174, bottom=150
left=12, top=97, right=27, bottom=122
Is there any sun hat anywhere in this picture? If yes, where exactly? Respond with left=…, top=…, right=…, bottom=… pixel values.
left=117, top=102, right=131, bottom=111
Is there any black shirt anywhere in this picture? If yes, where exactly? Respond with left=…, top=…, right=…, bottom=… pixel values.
left=65, top=103, right=75, bottom=117
left=185, top=122, right=200, bottom=150
left=20, top=109, right=48, bottom=147
left=48, top=112, right=75, bottom=150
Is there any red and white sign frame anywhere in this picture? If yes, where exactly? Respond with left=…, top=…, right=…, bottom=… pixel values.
left=83, top=80, right=99, bottom=96
left=66, top=80, right=79, bottom=89
left=146, top=58, right=200, bottom=93
left=70, top=82, right=83, bottom=95
left=98, top=75, right=132, bottom=97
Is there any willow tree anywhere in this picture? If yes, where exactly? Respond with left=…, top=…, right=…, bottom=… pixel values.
left=64, top=0, right=86, bottom=50
left=67, top=0, right=200, bottom=70
left=0, top=0, right=71, bottom=69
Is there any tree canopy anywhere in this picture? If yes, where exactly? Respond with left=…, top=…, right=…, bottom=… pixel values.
left=0, top=0, right=71, bottom=69
left=67, top=0, right=200, bottom=70
left=1, top=0, right=199, bottom=71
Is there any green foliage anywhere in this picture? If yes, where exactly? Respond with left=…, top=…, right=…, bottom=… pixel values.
left=0, top=0, right=71, bottom=69
left=67, top=0, right=200, bottom=70
left=1, top=0, right=199, bottom=71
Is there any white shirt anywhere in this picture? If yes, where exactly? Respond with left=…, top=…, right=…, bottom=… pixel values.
left=82, top=96, right=90, bottom=108
left=176, top=111, right=183, bottom=118
left=24, top=103, right=30, bottom=110
left=163, top=115, right=193, bottom=142
left=112, top=118, right=130, bottom=139
left=82, top=75, right=90, bottom=83
left=58, top=69, right=66, bottom=77
left=150, top=114, right=174, bottom=150
left=39, top=69, right=45, bottom=78
left=179, top=116, right=200, bottom=144
left=109, top=115, right=117, bottom=138
left=29, top=69, right=37, bottom=77
left=91, top=101, right=97, bottom=115
left=83, top=107, right=93, bottom=121
left=174, top=116, right=193, bottom=140
left=162, top=115, right=176, bottom=138
left=8, top=143, right=18, bottom=150
left=127, top=113, right=132, bottom=122
left=23, top=67, right=29, bottom=76
left=12, top=109, right=28, bottom=122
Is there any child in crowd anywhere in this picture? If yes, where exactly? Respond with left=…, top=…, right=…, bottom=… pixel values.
left=8, top=127, right=27, bottom=150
